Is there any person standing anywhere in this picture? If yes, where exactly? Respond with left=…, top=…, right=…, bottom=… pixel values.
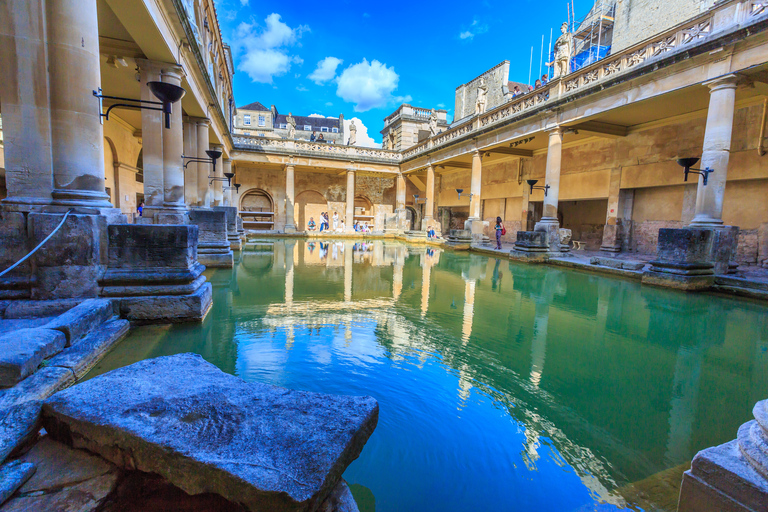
left=332, top=211, right=339, bottom=231
left=137, top=201, right=144, bottom=217
left=310, top=131, right=316, bottom=142
left=495, top=216, right=505, bottom=250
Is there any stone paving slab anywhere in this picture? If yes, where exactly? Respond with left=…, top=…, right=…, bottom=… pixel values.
left=0, top=329, right=66, bottom=388
left=44, top=299, right=114, bottom=346
left=42, top=353, right=379, bottom=512
left=47, top=319, right=129, bottom=379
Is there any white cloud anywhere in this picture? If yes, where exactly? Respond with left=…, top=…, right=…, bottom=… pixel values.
left=343, top=117, right=379, bottom=147
left=308, top=114, right=325, bottom=118
left=459, top=19, right=488, bottom=41
left=240, top=0, right=248, bottom=5
left=296, top=85, right=308, bottom=92
left=363, top=12, right=371, bottom=18
left=325, top=102, right=333, bottom=106
left=437, top=103, right=446, bottom=108
left=335, top=59, right=411, bottom=112
left=309, top=57, right=343, bottom=84
left=234, top=14, right=309, bottom=83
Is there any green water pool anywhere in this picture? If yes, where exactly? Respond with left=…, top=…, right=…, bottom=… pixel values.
left=86, top=239, right=768, bottom=511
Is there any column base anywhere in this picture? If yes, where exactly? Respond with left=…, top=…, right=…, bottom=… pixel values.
left=534, top=219, right=570, bottom=253
left=51, top=189, right=112, bottom=209
left=642, top=228, right=717, bottom=291
left=189, top=210, right=233, bottom=268
left=511, top=231, right=552, bottom=262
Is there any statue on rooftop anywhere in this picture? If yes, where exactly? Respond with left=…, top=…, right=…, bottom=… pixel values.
left=475, top=78, right=488, bottom=115
left=546, top=22, right=575, bottom=79
left=348, top=120, right=357, bottom=145
left=429, top=109, right=439, bottom=136
left=286, top=113, right=296, bottom=139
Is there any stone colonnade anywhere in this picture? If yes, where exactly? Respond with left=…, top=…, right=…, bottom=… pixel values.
left=281, top=165, right=358, bottom=233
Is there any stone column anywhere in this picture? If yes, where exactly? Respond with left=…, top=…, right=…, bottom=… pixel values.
left=535, top=127, right=564, bottom=250
left=0, top=0, right=54, bottom=208
left=222, top=159, right=232, bottom=207
left=601, top=167, right=623, bottom=252
left=423, top=165, right=435, bottom=230
left=284, top=164, right=296, bottom=232
left=136, top=59, right=165, bottom=218
left=47, top=0, right=111, bottom=208
left=196, top=118, right=211, bottom=207
left=396, top=174, right=406, bottom=210
left=689, top=75, right=738, bottom=228
left=345, top=169, right=355, bottom=232
left=160, top=66, right=185, bottom=215
left=464, top=150, right=483, bottom=238
left=182, top=117, right=198, bottom=207
left=212, top=146, right=224, bottom=206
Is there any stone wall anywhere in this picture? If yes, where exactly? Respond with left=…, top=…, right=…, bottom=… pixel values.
left=611, top=0, right=716, bottom=52
left=454, top=61, right=510, bottom=121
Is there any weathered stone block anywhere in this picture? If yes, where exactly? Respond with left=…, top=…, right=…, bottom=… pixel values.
left=0, top=212, right=30, bottom=299
left=189, top=210, right=233, bottom=268
left=117, top=281, right=212, bottom=324
left=514, top=231, right=548, bottom=252
left=106, top=224, right=198, bottom=270
left=3, top=299, right=82, bottom=319
left=29, top=213, right=108, bottom=300
left=47, top=319, right=129, bottom=379
left=43, top=353, right=379, bottom=512
left=0, top=460, right=36, bottom=506
left=43, top=298, right=114, bottom=346
left=0, top=329, right=66, bottom=388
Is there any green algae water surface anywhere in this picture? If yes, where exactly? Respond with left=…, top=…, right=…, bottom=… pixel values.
left=87, top=239, right=768, bottom=512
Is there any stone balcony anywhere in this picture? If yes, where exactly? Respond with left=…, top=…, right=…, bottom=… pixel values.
left=233, top=135, right=402, bottom=165
left=401, top=0, right=768, bottom=162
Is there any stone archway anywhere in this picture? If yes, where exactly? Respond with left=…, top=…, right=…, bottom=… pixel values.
left=295, top=190, right=327, bottom=231
left=354, top=195, right=374, bottom=229
left=240, top=188, right=275, bottom=230
left=405, top=206, right=419, bottom=231
left=103, top=137, right=118, bottom=207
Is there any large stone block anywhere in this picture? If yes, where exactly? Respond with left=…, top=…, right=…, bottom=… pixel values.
left=43, top=353, right=379, bottom=512
left=513, top=231, right=548, bottom=252
left=189, top=210, right=233, bottom=268
left=28, top=213, right=109, bottom=299
left=0, top=329, right=66, bottom=388
left=106, top=224, right=198, bottom=270
left=117, top=281, right=212, bottom=324
left=43, top=298, right=114, bottom=346
left=643, top=228, right=716, bottom=290
left=0, top=212, right=31, bottom=299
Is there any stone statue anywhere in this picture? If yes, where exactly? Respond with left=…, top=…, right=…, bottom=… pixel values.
left=348, top=120, right=357, bottom=145
left=475, top=78, right=488, bottom=115
left=546, top=22, right=575, bottom=79
left=429, top=109, right=438, bottom=136
left=286, top=112, right=296, bottom=139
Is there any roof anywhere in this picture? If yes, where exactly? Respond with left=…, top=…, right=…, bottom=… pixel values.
left=239, top=101, right=270, bottom=112
left=275, top=114, right=340, bottom=130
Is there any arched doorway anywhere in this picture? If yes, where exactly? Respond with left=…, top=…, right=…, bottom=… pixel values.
left=103, top=137, right=117, bottom=207
left=295, top=190, right=326, bottom=231
left=354, top=196, right=374, bottom=229
left=240, top=189, right=275, bottom=230
left=405, top=206, right=418, bottom=231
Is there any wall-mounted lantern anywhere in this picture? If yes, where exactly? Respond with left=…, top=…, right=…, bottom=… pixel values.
left=181, top=149, right=230, bottom=186
left=93, top=81, right=185, bottom=129
left=677, top=158, right=714, bottom=186
left=526, top=179, right=550, bottom=196
left=413, top=194, right=427, bottom=204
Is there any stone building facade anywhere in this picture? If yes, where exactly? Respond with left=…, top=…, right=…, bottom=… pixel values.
left=233, top=103, right=345, bottom=143
left=453, top=61, right=511, bottom=121
left=380, top=105, right=449, bottom=151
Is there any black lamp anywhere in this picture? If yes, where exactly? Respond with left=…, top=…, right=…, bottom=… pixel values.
left=413, top=194, right=427, bottom=204
left=93, top=81, right=185, bottom=129
left=677, top=158, right=714, bottom=186
left=181, top=149, right=228, bottom=185
left=527, top=179, right=550, bottom=196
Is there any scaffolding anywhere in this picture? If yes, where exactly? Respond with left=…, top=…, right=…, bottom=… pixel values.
left=570, top=0, right=616, bottom=71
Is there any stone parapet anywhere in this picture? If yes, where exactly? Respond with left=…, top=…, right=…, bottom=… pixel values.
left=99, top=224, right=211, bottom=323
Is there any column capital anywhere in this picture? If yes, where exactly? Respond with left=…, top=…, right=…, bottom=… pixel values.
left=160, top=64, right=185, bottom=81
left=703, top=74, right=739, bottom=92
left=548, top=125, right=564, bottom=136
left=135, top=58, right=170, bottom=73
left=195, top=117, right=212, bottom=127
left=223, top=157, right=232, bottom=164
left=284, top=163, right=295, bottom=170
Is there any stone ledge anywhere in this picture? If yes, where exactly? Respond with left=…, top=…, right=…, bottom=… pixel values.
left=43, top=299, right=114, bottom=346
left=115, top=282, right=212, bottom=324
left=0, top=330, right=67, bottom=388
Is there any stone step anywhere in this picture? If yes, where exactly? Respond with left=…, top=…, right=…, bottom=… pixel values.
left=0, top=461, right=35, bottom=507
left=43, top=299, right=114, bottom=346
left=589, top=256, right=646, bottom=271
left=47, top=318, right=129, bottom=380
left=42, top=353, right=378, bottom=512
left=0, top=329, right=67, bottom=388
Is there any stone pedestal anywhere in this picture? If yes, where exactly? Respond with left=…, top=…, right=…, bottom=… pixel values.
left=445, top=229, right=472, bottom=249
left=510, top=231, right=550, bottom=262
left=677, top=399, right=768, bottom=512
left=642, top=228, right=716, bottom=290
left=188, top=210, right=233, bottom=268
left=213, top=206, right=242, bottom=251
left=600, top=220, right=623, bottom=253
left=99, top=224, right=212, bottom=323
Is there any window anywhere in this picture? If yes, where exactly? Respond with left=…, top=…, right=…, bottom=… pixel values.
left=258, top=115, right=265, bottom=127
left=321, top=127, right=328, bottom=132
left=280, top=123, right=287, bottom=129
left=303, top=125, right=311, bottom=131
left=258, top=132, right=265, bottom=137
left=244, top=114, right=251, bottom=126
left=331, top=127, right=339, bottom=133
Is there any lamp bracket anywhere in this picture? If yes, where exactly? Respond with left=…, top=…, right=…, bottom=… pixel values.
left=93, top=88, right=163, bottom=125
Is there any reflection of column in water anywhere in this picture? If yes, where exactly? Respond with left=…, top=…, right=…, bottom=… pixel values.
left=461, top=279, right=476, bottom=345
left=420, top=255, right=432, bottom=318
left=521, top=413, right=542, bottom=471
left=594, top=280, right=611, bottom=342
left=530, top=301, right=549, bottom=388
left=345, top=320, right=352, bottom=346
left=664, top=346, right=704, bottom=464
left=285, top=242, right=296, bottom=350
left=344, top=242, right=353, bottom=302
left=393, top=260, right=404, bottom=301
left=457, top=363, right=473, bottom=409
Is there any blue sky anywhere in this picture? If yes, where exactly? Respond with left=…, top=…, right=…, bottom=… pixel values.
left=216, top=0, right=593, bottom=145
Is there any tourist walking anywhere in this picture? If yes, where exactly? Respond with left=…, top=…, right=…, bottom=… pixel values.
left=495, top=216, right=505, bottom=250
left=137, top=201, right=144, bottom=217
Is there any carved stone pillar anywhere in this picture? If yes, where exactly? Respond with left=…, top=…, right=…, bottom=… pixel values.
left=422, top=164, right=435, bottom=230
left=396, top=173, right=406, bottom=210
left=465, top=150, right=484, bottom=239
left=182, top=117, right=198, bottom=207
left=196, top=118, right=211, bottom=207
left=689, top=75, right=738, bottom=228
left=601, top=167, right=624, bottom=252
left=284, top=164, right=296, bottom=233
left=535, top=127, right=564, bottom=250
left=136, top=59, right=165, bottom=219
left=0, top=0, right=54, bottom=209
left=48, top=0, right=111, bottom=208
left=345, top=169, right=355, bottom=232
left=160, top=66, right=185, bottom=218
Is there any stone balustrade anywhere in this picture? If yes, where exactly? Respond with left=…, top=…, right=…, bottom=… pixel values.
left=401, top=0, right=766, bottom=161
left=233, top=135, right=402, bottom=163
